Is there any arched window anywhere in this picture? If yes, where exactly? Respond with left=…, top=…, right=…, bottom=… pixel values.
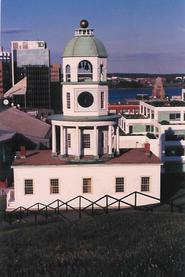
left=78, top=60, right=93, bottom=82
left=100, top=64, right=104, bottom=81
left=66, top=65, right=71, bottom=82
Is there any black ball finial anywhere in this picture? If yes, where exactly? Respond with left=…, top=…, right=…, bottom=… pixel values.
left=80, top=19, right=89, bottom=28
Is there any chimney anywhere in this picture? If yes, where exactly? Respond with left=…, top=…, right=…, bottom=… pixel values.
left=144, top=143, right=151, bottom=157
left=20, top=146, right=26, bottom=159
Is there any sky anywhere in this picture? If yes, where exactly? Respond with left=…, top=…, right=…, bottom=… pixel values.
left=1, top=0, right=185, bottom=73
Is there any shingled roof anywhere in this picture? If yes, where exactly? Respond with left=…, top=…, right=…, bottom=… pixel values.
left=13, top=148, right=160, bottom=166
left=0, top=129, right=16, bottom=143
left=0, top=108, right=51, bottom=144
left=106, top=148, right=160, bottom=164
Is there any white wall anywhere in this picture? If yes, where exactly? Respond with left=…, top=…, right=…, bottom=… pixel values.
left=63, top=84, right=108, bottom=116
left=140, top=101, right=185, bottom=122
left=119, top=135, right=160, bottom=157
left=9, top=163, right=161, bottom=210
left=146, top=137, right=160, bottom=157
left=119, top=135, right=146, bottom=149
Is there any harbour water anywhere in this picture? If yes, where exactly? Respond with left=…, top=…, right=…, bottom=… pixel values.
left=109, top=87, right=182, bottom=103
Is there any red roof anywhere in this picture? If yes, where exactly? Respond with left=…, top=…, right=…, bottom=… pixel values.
left=108, top=104, right=139, bottom=111
left=13, top=149, right=160, bottom=166
left=106, top=148, right=160, bottom=164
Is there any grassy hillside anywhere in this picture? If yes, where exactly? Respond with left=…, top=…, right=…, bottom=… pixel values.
left=0, top=211, right=185, bottom=277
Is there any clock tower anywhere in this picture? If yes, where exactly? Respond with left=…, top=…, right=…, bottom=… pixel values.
left=50, top=20, right=120, bottom=160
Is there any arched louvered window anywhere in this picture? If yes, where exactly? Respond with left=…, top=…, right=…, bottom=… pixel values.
left=66, top=65, right=71, bottom=82
left=100, top=64, right=104, bottom=81
left=77, top=60, right=93, bottom=82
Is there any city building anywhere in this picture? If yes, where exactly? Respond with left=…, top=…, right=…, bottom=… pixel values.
left=181, top=88, right=185, bottom=101
left=120, top=98, right=185, bottom=173
left=6, top=20, right=161, bottom=211
left=50, top=64, right=61, bottom=82
left=10, top=41, right=51, bottom=110
left=152, top=77, right=165, bottom=99
left=0, top=48, right=12, bottom=98
left=50, top=64, right=62, bottom=112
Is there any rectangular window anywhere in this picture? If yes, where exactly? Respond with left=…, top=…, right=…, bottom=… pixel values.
left=24, top=179, right=33, bottom=194
left=141, top=177, right=150, bottom=192
left=50, top=179, right=59, bottom=194
left=169, top=113, right=180, bottom=120
left=146, top=125, right=150, bottom=132
left=13, top=42, right=18, bottom=49
left=23, top=42, right=28, bottom=49
left=129, top=125, right=133, bottom=134
left=82, top=134, right=90, bottom=148
left=169, top=113, right=175, bottom=120
left=144, top=107, right=146, bottom=116
left=101, top=91, right=105, bottom=109
left=66, top=92, right=71, bottom=109
left=67, top=133, right=71, bottom=148
left=83, top=178, right=91, bottom=193
left=115, top=177, right=124, bottom=192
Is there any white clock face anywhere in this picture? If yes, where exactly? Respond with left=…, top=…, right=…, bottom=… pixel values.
left=77, top=91, right=94, bottom=108
left=3, top=99, right=9, bottom=106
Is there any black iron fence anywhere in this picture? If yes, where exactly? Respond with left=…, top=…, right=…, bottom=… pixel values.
left=3, top=191, right=185, bottom=224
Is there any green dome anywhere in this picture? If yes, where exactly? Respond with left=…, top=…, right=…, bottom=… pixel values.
left=62, top=36, right=108, bottom=58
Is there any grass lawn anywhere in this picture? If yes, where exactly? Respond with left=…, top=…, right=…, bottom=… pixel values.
left=0, top=211, right=185, bottom=277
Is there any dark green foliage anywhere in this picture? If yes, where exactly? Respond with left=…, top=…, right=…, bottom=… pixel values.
left=0, top=212, right=185, bottom=276
left=0, top=197, right=6, bottom=211
left=161, top=173, right=185, bottom=200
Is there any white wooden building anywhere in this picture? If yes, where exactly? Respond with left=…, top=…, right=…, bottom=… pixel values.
left=6, top=20, right=161, bottom=210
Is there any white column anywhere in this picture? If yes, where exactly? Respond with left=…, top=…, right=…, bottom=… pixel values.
left=60, top=126, right=64, bottom=156
left=108, top=125, right=112, bottom=155
left=52, top=124, right=56, bottom=154
left=76, top=126, right=81, bottom=158
left=116, top=126, right=120, bottom=155
left=181, top=110, right=184, bottom=122
left=94, top=126, right=99, bottom=157
left=64, top=127, right=67, bottom=155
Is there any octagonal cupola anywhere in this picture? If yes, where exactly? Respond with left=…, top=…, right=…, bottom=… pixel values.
left=63, top=19, right=107, bottom=59
left=62, top=20, right=107, bottom=83
left=62, top=20, right=108, bottom=117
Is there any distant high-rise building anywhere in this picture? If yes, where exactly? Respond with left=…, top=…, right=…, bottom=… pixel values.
left=50, top=64, right=62, bottom=112
left=26, top=65, right=51, bottom=109
left=0, top=48, right=12, bottom=98
left=11, top=41, right=51, bottom=109
left=152, top=77, right=165, bottom=99
left=50, top=64, right=61, bottom=82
